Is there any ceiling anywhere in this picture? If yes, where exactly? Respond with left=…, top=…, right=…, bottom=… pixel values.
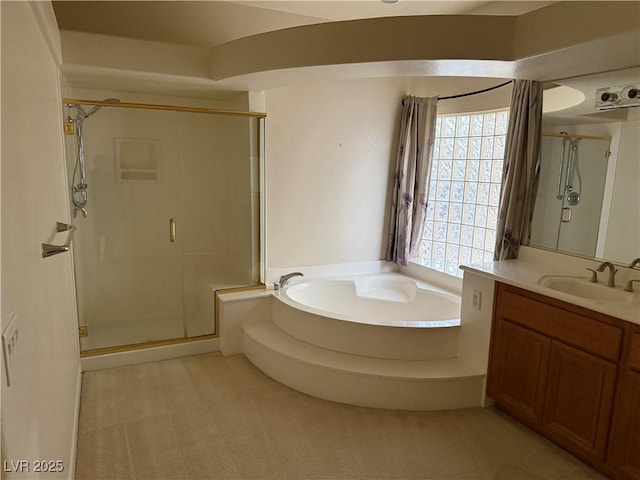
left=52, top=0, right=638, bottom=116
left=52, top=1, right=556, bottom=48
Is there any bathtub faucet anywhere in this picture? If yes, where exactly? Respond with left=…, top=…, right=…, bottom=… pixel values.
left=274, top=272, right=303, bottom=291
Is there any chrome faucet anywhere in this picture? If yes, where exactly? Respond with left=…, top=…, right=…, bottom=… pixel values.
left=585, top=268, right=598, bottom=283
left=628, top=258, right=640, bottom=268
left=595, top=261, right=618, bottom=288
left=274, top=272, right=303, bottom=291
left=624, top=279, right=640, bottom=292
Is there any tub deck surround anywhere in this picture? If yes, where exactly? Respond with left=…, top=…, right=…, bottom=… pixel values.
left=272, top=293, right=459, bottom=362
left=233, top=270, right=486, bottom=411
left=266, top=260, right=396, bottom=289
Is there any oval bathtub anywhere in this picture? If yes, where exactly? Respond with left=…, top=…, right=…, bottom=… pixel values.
left=272, top=273, right=462, bottom=361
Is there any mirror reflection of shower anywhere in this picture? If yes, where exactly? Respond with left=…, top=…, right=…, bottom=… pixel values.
left=530, top=132, right=611, bottom=258
left=65, top=98, right=121, bottom=217
left=564, top=137, right=582, bottom=206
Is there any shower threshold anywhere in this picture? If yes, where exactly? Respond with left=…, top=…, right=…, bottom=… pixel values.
left=80, top=334, right=217, bottom=358
left=80, top=335, right=220, bottom=371
left=79, top=284, right=265, bottom=371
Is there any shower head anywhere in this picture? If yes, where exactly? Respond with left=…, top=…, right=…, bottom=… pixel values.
left=84, top=97, right=121, bottom=117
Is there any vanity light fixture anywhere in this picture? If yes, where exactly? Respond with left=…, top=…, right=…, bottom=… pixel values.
left=595, top=84, right=640, bottom=110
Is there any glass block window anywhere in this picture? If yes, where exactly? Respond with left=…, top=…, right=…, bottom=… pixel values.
left=412, top=109, right=509, bottom=277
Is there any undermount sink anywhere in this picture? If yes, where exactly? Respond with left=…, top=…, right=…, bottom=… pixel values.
left=537, top=275, right=637, bottom=303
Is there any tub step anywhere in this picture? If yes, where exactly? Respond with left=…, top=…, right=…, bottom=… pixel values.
left=243, top=321, right=486, bottom=411
left=272, top=298, right=460, bottom=361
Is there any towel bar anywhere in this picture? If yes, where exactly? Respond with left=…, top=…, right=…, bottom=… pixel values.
left=42, top=222, right=76, bottom=258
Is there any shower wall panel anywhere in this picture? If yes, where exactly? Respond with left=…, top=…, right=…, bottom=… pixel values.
left=603, top=118, right=640, bottom=261
left=530, top=137, right=559, bottom=249
left=178, top=113, right=256, bottom=337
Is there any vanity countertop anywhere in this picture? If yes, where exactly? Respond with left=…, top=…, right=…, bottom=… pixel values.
left=461, top=260, right=640, bottom=325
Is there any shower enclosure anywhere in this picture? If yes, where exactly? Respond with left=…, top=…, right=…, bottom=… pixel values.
left=530, top=132, right=611, bottom=258
left=63, top=99, right=264, bottom=353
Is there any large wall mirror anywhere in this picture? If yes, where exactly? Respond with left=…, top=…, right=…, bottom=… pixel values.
left=530, top=67, right=640, bottom=265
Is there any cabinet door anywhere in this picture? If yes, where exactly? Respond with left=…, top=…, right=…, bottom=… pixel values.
left=608, top=334, right=640, bottom=480
left=488, top=319, right=551, bottom=425
left=542, top=341, right=617, bottom=463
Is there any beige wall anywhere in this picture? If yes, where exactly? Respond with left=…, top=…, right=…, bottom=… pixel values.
left=605, top=115, right=640, bottom=262
left=265, top=77, right=406, bottom=268
left=1, top=2, right=80, bottom=478
left=264, top=76, right=512, bottom=270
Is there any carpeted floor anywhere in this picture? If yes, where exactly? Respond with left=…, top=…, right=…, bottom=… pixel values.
left=75, top=352, right=606, bottom=480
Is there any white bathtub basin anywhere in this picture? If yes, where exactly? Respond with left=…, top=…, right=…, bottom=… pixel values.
left=354, top=276, right=417, bottom=303
left=281, top=274, right=460, bottom=327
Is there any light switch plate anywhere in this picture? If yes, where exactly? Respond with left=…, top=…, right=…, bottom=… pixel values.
left=2, top=312, right=19, bottom=387
left=472, top=290, right=482, bottom=310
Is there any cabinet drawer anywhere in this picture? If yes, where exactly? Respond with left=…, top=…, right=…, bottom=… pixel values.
left=500, top=289, right=624, bottom=361
left=630, top=332, right=640, bottom=372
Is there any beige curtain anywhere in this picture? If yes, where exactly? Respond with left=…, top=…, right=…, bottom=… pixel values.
left=386, top=96, right=438, bottom=265
left=494, top=80, right=543, bottom=260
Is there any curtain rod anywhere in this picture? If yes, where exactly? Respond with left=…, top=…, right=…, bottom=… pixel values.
left=402, top=80, right=513, bottom=105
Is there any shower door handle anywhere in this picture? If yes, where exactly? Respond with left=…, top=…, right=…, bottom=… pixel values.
left=169, top=218, right=176, bottom=243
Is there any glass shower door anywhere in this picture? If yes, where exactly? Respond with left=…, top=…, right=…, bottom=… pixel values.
left=67, top=101, right=263, bottom=352
left=71, top=107, right=186, bottom=351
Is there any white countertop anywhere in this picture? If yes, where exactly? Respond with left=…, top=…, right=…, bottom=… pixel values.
left=461, top=259, right=640, bottom=325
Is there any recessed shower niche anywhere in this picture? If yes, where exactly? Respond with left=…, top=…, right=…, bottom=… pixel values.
left=63, top=100, right=264, bottom=353
left=115, top=138, right=161, bottom=182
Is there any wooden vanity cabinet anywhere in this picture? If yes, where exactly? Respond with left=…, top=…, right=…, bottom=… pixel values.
left=607, top=329, right=640, bottom=480
left=488, top=283, right=631, bottom=477
left=488, top=318, right=550, bottom=425
left=542, top=340, right=617, bottom=463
